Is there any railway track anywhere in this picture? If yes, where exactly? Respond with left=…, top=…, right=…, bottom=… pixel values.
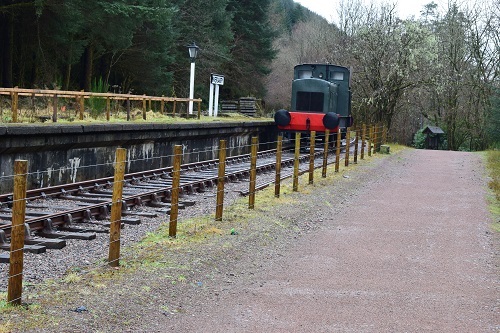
left=1, top=144, right=345, bottom=262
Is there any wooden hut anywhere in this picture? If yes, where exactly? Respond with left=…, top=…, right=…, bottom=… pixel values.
left=422, top=126, right=444, bottom=150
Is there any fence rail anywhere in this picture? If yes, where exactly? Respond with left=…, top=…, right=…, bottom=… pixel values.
left=0, top=87, right=202, bottom=123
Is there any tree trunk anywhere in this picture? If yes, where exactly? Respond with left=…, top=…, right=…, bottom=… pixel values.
left=1, top=13, right=14, bottom=87
left=84, top=45, right=94, bottom=91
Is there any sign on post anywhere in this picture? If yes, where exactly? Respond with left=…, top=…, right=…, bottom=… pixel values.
left=209, top=73, right=224, bottom=116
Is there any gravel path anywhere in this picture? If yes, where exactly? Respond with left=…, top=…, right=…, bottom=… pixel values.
left=158, top=149, right=498, bottom=332
left=2, top=148, right=498, bottom=332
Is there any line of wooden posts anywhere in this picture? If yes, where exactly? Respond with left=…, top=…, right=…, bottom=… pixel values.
left=0, top=87, right=202, bottom=123
left=4, top=123, right=385, bottom=306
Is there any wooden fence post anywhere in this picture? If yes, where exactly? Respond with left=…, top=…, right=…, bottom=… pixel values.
left=161, top=96, right=165, bottom=114
left=108, top=148, right=126, bottom=267
left=7, top=160, right=28, bottom=306
left=335, top=128, right=341, bottom=172
left=169, top=145, right=182, bottom=237
left=361, top=124, right=366, bottom=160
left=248, top=137, right=258, bottom=209
left=322, top=129, right=330, bottom=178
left=309, top=131, right=315, bottom=184
left=197, top=101, right=201, bottom=119
left=126, top=96, right=131, bottom=121
left=11, top=88, right=18, bottom=123
left=368, top=125, right=373, bottom=157
left=354, top=126, right=359, bottom=164
left=345, top=127, right=351, bottom=167
left=275, top=135, right=282, bottom=197
left=106, top=97, right=111, bottom=121
left=142, top=95, right=147, bottom=120
left=52, top=94, right=58, bottom=123
left=293, top=132, right=301, bottom=192
left=79, top=90, right=84, bottom=120
left=173, top=100, right=177, bottom=117
left=215, top=140, right=226, bottom=221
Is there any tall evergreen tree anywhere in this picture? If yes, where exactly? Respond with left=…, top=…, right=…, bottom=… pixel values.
left=223, top=0, right=277, bottom=98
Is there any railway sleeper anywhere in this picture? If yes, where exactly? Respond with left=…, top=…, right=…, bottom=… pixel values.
left=24, top=223, right=66, bottom=249
left=60, top=196, right=109, bottom=205
left=0, top=229, right=47, bottom=254
left=62, top=215, right=108, bottom=234
left=120, top=217, right=142, bottom=225
left=37, top=219, right=96, bottom=240
left=122, top=211, right=158, bottom=218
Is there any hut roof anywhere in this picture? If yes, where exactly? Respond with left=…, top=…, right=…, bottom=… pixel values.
left=423, top=126, right=444, bottom=135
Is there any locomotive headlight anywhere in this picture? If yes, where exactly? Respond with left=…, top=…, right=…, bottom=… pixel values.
left=319, top=72, right=323, bottom=79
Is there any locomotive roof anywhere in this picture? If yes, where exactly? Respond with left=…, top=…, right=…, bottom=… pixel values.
left=295, top=63, right=349, bottom=70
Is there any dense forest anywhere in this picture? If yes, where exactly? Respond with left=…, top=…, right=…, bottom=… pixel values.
left=0, top=0, right=499, bottom=150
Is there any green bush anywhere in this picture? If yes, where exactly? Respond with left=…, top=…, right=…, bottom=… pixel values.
left=88, top=77, right=109, bottom=119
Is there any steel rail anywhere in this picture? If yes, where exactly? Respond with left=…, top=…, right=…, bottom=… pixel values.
left=0, top=149, right=282, bottom=205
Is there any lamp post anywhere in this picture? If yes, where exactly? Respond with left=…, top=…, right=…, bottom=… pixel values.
left=188, top=42, right=199, bottom=115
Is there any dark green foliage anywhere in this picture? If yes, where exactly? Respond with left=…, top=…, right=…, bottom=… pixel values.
left=0, top=0, right=277, bottom=100
left=485, top=88, right=500, bottom=148
left=222, top=0, right=277, bottom=98
left=88, top=77, right=109, bottom=119
left=413, top=128, right=426, bottom=149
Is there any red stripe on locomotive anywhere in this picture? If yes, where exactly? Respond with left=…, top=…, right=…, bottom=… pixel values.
left=277, top=112, right=338, bottom=132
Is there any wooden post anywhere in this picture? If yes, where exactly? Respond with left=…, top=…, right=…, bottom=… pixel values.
left=322, top=129, right=330, bottom=178
left=275, top=135, right=282, bottom=197
left=309, top=131, right=315, bottom=184
left=169, top=145, right=182, bottom=237
left=368, top=125, right=373, bottom=157
left=215, top=140, right=226, bottom=221
left=52, top=94, right=58, bottom=122
left=335, top=128, right=341, bottom=172
left=108, top=148, right=126, bottom=267
left=126, top=97, right=131, bottom=121
left=79, top=90, right=84, bottom=120
left=248, top=137, right=258, bottom=209
left=354, top=126, right=359, bottom=164
left=142, top=95, right=147, bottom=120
left=11, top=89, right=18, bottom=123
left=7, top=160, right=27, bottom=306
left=161, top=96, right=165, bottom=114
left=345, top=128, right=351, bottom=167
left=361, top=124, right=366, bottom=160
left=173, top=100, right=177, bottom=117
left=382, top=125, right=387, bottom=144
left=148, top=98, right=152, bottom=112
left=106, top=97, right=110, bottom=121
left=293, top=132, right=300, bottom=192
left=373, top=124, right=378, bottom=154
left=197, top=101, right=201, bottom=119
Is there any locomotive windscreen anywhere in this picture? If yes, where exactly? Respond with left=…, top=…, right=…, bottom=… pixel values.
left=296, top=91, right=324, bottom=112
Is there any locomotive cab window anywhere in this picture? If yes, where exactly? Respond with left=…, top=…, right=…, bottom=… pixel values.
left=298, top=70, right=313, bottom=79
left=296, top=91, right=324, bottom=112
left=331, top=72, right=344, bottom=80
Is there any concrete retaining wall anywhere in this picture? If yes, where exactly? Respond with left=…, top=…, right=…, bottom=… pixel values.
left=0, top=121, right=277, bottom=193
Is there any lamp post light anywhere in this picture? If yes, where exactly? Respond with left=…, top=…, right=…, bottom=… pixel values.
left=188, top=42, right=199, bottom=115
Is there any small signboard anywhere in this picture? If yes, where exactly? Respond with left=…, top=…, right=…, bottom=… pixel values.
left=211, top=74, right=224, bottom=85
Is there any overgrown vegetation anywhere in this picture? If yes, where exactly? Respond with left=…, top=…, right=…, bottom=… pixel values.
left=486, top=150, right=500, bottom=231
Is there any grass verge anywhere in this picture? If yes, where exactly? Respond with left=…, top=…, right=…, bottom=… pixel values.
left=485, top=150, right=500, bottom=232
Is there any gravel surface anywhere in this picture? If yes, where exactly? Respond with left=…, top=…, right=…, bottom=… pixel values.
left=1, top=148, right=498, bottom=332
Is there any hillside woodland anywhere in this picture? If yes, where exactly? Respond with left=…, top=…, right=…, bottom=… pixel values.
left=0, top=0, right=498, bottom=149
